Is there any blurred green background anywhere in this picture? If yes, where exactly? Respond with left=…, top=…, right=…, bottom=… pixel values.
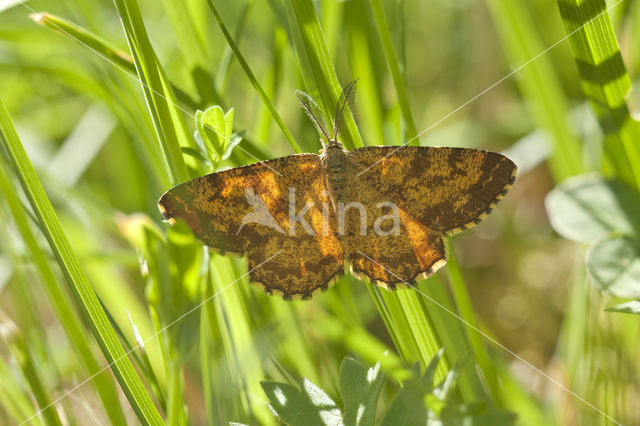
left=1, top=0, right=639, bottom=425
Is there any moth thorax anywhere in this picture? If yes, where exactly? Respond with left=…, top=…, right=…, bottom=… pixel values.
left=325, top=142, right=348, bottom=195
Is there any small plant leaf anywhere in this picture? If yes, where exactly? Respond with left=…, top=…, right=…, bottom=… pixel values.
left=380, top=360, right=439, bottom=426
left=339, top=357, right=385, bottom=426
left=546, top=175, right=640, bottom=243
left=605, top=300, right=640, bottom=315
left=261, top=379, right=343, bottom=426
left=221, top=131, right=245, bottom=161
left=196, top=105, right=233, bottom=167
left=587, top=235, right=640, bottom=298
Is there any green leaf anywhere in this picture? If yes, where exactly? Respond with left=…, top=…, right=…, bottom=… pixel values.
left=587, top=235, right=640, bottom=298
left=0, top=100, right=163, bottom=425
left=605, top=300, right=640, bottom=314
left=261, top=379, right=342, bottom=426
left=555, top=0, right=640, bottom=188
left=197, top=105, right=227, bottom=164
left=380, top=364, right=432, bottom=426
left=339, top=358, right=385, bottom=426
left=283, top=0, right=363, bottom=150
left=222, top=131, right=245, bottom=161
left=0, top=149, right=128, bottom=425
left=545, top=174, right=640, bottom=243
left=440, top=402, right=518, bottom=426
left=206, top=0, right=301, bottom=153
left=144, top=221, right=202, bottom=362
left=487, top=0, right=582, bottom=180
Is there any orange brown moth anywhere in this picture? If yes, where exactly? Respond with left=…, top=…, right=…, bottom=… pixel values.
left=158, top=81, right=517, bottom=300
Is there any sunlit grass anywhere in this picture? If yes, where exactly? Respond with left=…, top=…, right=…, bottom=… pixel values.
left=0, top=0, right=639, bottom=425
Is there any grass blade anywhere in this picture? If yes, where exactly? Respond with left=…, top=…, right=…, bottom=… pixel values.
left=556, top=0, right=640, bottom=188
left=0, top=101, right=163, bottom=425
left=369, top=0, right=418, bottom=144
left=284, top=0, right=364, bottom=150
left=487, top=0, right=584, bottom=181
left=206, top=0, right=301, bottom=154
left=113, top=0, right=190, bottom=185
left=0, top=153, right=128, bottom=425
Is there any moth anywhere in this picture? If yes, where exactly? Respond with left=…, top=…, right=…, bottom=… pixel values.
left=158, top=81, right=517, bottom=300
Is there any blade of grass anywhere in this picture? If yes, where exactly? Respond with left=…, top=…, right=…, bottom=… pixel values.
left=4, top=321, right=64, bottom=426
left=113, top=0, right=190, bottom=185
left=445, top=242, right=503, bottom=404
left=0, top=101, right=163, bottom=425
left=345, top=0, right=386, bottom=147
left=284, top=0, right=364, bottom=150
left=205, top=256, right=271, bottom=424
left=369, top=0, right=418, bottom=144
left=0, top=148, right=128, bottom=425
left=487, top=0, right=584, bottom=181
left=206, top=0, right=301, bottom=154
left=416, top=277, right=488, bottom=402
left=30, top=12, right=200, bottom=110
left=214, top=0, right=252, bottom=93
left=0, top=350, right=35, bottom=424
left=556, top=0, right=640, bottom=188
left=254, top=27, right=286, bottom=143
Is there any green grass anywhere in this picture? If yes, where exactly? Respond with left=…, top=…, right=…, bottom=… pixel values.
left=1, top=0, right=639, bottom=425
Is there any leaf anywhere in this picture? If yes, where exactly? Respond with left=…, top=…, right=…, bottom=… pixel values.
left=221, top=131, right=245, bottom=161
left=195, top=105, right=240, bottom=169
left=224, top=107, right=235, bottom=139
left=181, top=146, right=211, bottom=166
left=197, top=105, right=227, bottom=159
left=439, top=402, right=517, bottom=426
left=606, top=300, right=640, bottom=315
left=339, top=357, right=385, bottom=426
left=587, top=235, right=640, bottom=298
left=545, top=174, right=640, bottom=243
left=144, top=220, right=203, bottom=362
left=380, top=361, right=439, bottom=426
left=556, top=0, right=640, bottom=188
left=261, top=379, right=343, bottom=426
left=0, top=101, right=162, bottom=424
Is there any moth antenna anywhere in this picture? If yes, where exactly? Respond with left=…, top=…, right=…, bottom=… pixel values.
left=295, top=90, right=331, bottom=144
left=332, top=79, right=359, bottom=141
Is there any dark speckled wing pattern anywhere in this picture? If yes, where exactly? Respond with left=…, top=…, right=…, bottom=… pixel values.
left=349, top=147, right=517, bottom=236
left=343, top=146, right=516, bottom=288
left=158, top=145, right=516, bottom=300
left=158, top=154, right=345, bottom=300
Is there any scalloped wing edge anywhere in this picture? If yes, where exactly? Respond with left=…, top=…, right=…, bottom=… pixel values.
left=441, top=167, right=517, bottom=237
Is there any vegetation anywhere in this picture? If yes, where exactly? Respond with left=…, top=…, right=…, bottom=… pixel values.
left=0, top=0, right=639, bottom=424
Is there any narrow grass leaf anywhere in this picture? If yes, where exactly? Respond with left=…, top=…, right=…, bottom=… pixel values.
left=113, top=0, right=190, bottom=185
left=556, top=0, right=640, bottom=188
left=29, top=12, right=199, bottom=110
left=206, top=0, right=301, bottom=154
left=0, top=156, right=128, bottom=425
left=487, top=0, right=583, bottom=181
left=445, top=243, right=503, bottom=405
left=0, top=101, right=163, bottom=425
left=284, top=0, right=363, bottom=149
left=4, top=322, right=64, bottom=426
left=369, top=0, right=418, bottom=144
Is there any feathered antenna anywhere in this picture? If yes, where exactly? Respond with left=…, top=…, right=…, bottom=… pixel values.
left=295, top=90, right=331, bottom=144
left=332, top=79, right=359, bottom=142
